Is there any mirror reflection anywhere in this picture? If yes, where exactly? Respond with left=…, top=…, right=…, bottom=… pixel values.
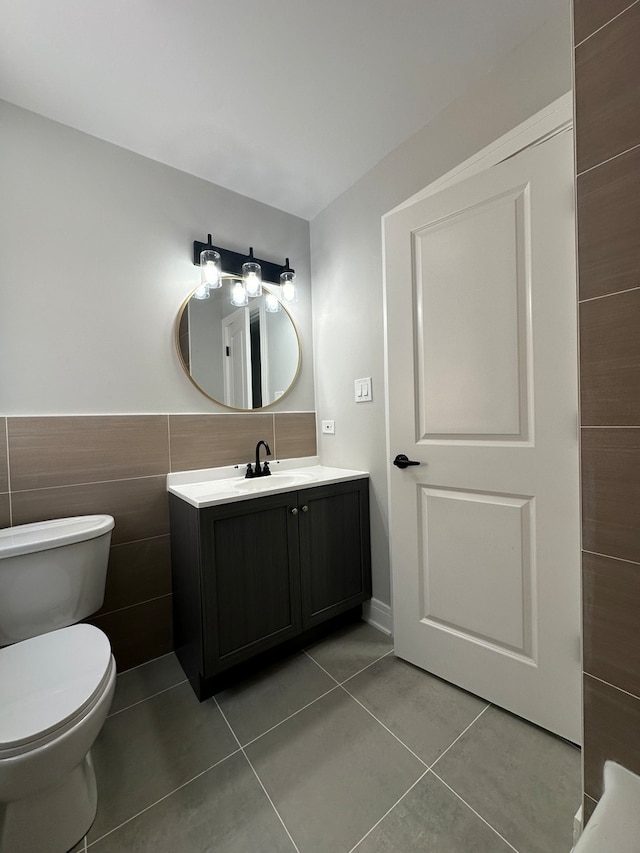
left=177, top=284, right=300, bottom=410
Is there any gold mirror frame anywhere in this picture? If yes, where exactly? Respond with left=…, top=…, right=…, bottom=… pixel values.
left=175, top=280, right=302, bottom=411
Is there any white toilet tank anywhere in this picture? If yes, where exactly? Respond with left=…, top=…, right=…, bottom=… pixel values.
left=0, top=515, right=115, bottom=645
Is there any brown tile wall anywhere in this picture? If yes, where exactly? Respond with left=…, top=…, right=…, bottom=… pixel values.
left=573, top=0, right=640, bottom=823
left=0, top=412, right=316, bottom=671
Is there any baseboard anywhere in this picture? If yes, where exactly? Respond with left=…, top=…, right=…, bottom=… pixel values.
left=362, top=598, right=393, bottom=636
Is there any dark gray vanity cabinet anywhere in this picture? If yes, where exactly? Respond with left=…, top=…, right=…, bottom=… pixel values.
left=169, top=477, right=371, bottom=699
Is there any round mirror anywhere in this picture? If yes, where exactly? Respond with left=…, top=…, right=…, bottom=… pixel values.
left=176, top=283, right=301, bottom=410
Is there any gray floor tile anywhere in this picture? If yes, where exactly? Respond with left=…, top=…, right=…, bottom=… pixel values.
left=245, top=686, right=425, bottom=853
left=109, top=653, right=186, bottom=715
left=69, top=838, right=86, bottom=852
left=88, top=682, right=238, bottom=844
left=88, top=752, right=296, bottom=853
left=435, top=705, right=582, bottom=853
left=305, top=620, right=393, bottom=682
left=346, top=655, right=488, bottom=764
left=216, top=652, right=336, bottom=745
left=355, top=771, right=513, bottom=852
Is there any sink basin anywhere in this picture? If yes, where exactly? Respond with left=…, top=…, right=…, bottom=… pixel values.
left=236, top=472, right=316, bottom=491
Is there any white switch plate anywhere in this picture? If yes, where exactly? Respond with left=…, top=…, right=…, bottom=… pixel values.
left=322, top=420, right=335, bottom=434
left=355, top=377, right=372, bottom=403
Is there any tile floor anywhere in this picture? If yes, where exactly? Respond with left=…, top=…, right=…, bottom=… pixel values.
left=73, top=622, right=581, bottom=853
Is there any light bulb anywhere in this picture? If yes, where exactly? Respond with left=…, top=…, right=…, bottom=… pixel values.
left=200, top=249, right=221, bottom=289
left=265, top=292, right=281, bottom=313
left=193, top=283, right=210, bottom=300
left=242, top=261, right=262, bottom=297
left=230, top=279, right=248, bottom=307
left=280, top=269, right=296, bottom=304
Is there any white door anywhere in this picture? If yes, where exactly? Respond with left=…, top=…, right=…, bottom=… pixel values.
left=384, top=129, right=581, bottom=743
left=222, top=307, right=251, bottom=408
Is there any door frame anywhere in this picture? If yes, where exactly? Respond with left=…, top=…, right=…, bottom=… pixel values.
left=381, top=91, right=575, bottom=636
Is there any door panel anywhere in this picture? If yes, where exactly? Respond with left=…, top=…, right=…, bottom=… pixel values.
left=385, top=129, right=581, bottom=742
left=415, top=187, right=530, bottom=440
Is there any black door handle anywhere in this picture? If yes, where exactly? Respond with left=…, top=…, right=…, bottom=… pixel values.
left=393, top=454, right=420, bottom=469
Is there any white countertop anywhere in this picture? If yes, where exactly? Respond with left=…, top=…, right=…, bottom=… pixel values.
left=167, top=457, right=368, bottom=509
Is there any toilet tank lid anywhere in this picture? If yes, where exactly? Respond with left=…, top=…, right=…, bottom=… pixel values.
left=0, top=515, right=115, bottom=559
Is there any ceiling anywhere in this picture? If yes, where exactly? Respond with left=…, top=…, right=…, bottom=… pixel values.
left=0, top=0, right=563, bottom=220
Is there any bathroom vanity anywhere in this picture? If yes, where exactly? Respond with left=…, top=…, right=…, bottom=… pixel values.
left=168, top=462, right=371, bottom=699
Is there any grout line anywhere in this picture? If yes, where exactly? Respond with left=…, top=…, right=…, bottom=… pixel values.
left=115, top=650, right=175, bottom=673
left=304, top=646, right=395, bottom=687
left=584, top=672, right=640, bottom=703
left=86, top=748, right=243, bottom=848
left=581, top=425, right=640, bottom=429
left=428, top=703, right=491, bottom=771
left=338, top=684, right=429, bottom=769
left=166, top=414, right=172, bottom=473
left=214, top=697, right=302, bottom=853
left=9, top=472, right=167, bottom=495
left=579, top=285, right=640, bottom=304
left=241, top=685, right=341, bottom=748
left=348, top=768, right=431, bottom=852
left=110, top=533, right=170, bottom=549
left=577, top=140, right=640, bottom=178
left=574, top=0, right=640, bottom=48
left=302, top=649, right=342, bottom=685
left=583, top=549, right=640, bottom=567
left=430, top=770, right=520, bottom=852
left=96, top=592, right=172, bottom=619
left=107, top=679, right=188, bottom=718
left=4, top=417, right=12, bottom=526
left=338, top=649, right=395, bottom=685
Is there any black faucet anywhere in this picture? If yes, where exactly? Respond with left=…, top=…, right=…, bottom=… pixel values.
left=245, top=440, right=272, bottom=478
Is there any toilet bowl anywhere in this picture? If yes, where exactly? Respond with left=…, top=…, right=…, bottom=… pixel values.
left=0, top=516, right=116, bottom=853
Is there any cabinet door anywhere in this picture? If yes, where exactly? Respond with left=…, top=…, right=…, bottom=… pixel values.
left=200, top=492, right=301, bottom=674
left=298, top=479, right=372, bottom=629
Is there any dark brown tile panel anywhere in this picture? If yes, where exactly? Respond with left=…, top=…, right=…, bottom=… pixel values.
left=0, top=419, right=7, bottom=493
left=583, top=674, right=640, bottom=799
left=573, top=0, right=635, bottom=45
left=8, top=416, right=170, bottom=491
left=583, top=794, right=599, bottom=827
left=575, top=3, right=640, bottom=173
left=11, top=476, right=169, bottom=545
left=581, top=429, right=640, bottom=563
left=169, top=413, right=274, bottom=472
left=580, top=290, right=640, bottom=425
left=577, top=145, right=640, bottom=300
left=583, top=551, right=640, bottom=696
left=98, top=535, right=172, bottom=616
left=87, top=595, right=173, bottom=672
left=274, top=412, right=317, bottom=459
left=0, top=493, right=9, bottom=529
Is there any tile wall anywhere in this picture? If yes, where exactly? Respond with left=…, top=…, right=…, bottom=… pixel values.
left=0, top=412, right=316, bottom=670
left=573, top=0, right=640, bottom=823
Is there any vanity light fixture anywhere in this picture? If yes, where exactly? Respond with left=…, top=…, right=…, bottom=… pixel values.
left=193, top=234, right=295, bottom=307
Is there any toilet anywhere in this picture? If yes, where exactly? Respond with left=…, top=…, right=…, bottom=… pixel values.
left=0, top=515, right=117, bottom=853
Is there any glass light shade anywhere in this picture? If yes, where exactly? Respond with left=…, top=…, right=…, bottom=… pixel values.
left=280, top=270, right=297, bottom=304
left=200, top=249, right=222, bottom=289
left=230, top=279, right=248, bottom=307
left=264, top=292, right=281, bottom=313
left=193, top=283, right=210, bottom=300
left=243, top=261, right=262, bottom=297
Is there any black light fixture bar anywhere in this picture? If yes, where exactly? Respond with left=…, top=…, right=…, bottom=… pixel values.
left=193, top=234, right=293, bottom=282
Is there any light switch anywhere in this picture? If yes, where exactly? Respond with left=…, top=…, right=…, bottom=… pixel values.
left=355, top=377, right=372, bottom=403
left=322, top=420, right=335, bottom=434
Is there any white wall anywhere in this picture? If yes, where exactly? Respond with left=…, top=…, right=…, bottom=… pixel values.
left=310, top=10, right=573, bottom=606
left=0, top=100, right=313, bottom=414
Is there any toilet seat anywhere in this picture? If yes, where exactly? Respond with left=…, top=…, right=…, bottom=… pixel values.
left=0, top=624, right=113, bottom=757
